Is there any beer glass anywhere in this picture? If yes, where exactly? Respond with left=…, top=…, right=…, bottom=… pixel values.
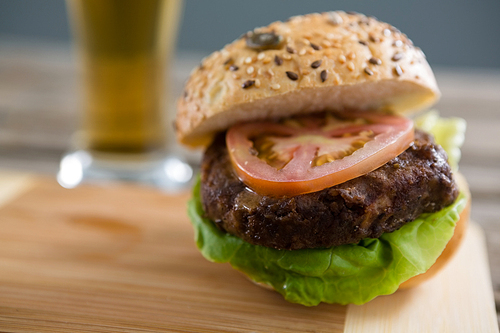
left=59, top=0, right=193, bottom=190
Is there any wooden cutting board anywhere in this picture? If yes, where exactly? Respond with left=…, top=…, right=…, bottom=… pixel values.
left=0, top=170, right=497, bottom=332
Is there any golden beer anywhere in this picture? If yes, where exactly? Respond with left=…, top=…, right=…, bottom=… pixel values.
left=67, top=0, right=182, bottom=154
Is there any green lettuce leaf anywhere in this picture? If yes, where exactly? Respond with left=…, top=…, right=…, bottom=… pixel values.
left=189, top=179, right=467, bottom=306
left=415, top=110, right=466, bottom=170
left=188, top=112, right=468, bottom=306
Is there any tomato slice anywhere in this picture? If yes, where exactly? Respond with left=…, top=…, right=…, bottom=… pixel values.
left=226, top=112, right=414, bottom=197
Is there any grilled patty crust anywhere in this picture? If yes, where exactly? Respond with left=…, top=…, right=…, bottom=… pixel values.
left=201, top=129, right=459, bottom=250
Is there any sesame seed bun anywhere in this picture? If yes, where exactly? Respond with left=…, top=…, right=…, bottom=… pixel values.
left=176, top=11, right=440, bottom=147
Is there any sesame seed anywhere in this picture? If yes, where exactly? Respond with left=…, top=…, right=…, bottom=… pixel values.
left=254, top=79, right=261, bottom=88
left=333, top=73, right=340, bottom=84
left=392, top=53, right=403, bottom=61
left=327, top=11, right=343, bottom=25
left=347, top=52, right=356, bottom=60
left=262, top=57, right=271, bottom=64
left=282, top=53, right=292, bottom=60
left=268, top=68, right=275, bottom=76
left=257, top=52, right=265, bottom=60
left=299, top=49, right=307, bottom=56
left=247, top=66, right=254, bottom=74
left=311, top=60, right=322, bottom=69
left=320, top=70, right=327, bottom=82
left=393, top=40, right=403, bottom=47
left=390, top=26, right=401, bottom=34
left=302, top=69, right=310, bottom=75
left=232, top=73, right=240, bottom=79
left=244, top=57, right=252, bottom=64
left=321, top=40, right=332, bottom=48
left=347, top=62, right=355, bottom=71
left=229, top=65, right=239, bottom=71
left=358, top=40, right=368, bottom=46
left=369, top=57, right=382, bottom=65
left=394, top=64, right=403, bottom=76
left=369, top=35, right=380, bottom=43
left=359, top=17, right=370, bottom=25
left=383, top=29, right=391, bottom=37
left=338, top=54, right=346, bottom=63
left=271, top=83, right=281, bottom=90
left=286, top=46, right=296, bottom=54
left=326, top=33, right=336, bottom=40
left=364, top=67, right=374, bottom=76
left=274, top=55, right=283, bottom=66
left=310, top=43, right=321, bottom=50
left=286, top=71, right=299, bottom=81
left=242, top=80, right=255, bottom=89
left=416, top=47, right=426, bottom=58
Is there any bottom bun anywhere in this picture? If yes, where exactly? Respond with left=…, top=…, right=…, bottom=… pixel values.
left=399, top=173, right=470, bottom=289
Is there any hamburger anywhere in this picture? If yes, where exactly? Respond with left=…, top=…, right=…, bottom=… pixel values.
left=176, top=11, right=469, bottom=306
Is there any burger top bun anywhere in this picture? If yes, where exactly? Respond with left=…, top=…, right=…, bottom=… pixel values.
left=176, top=11, right=440, bottom=147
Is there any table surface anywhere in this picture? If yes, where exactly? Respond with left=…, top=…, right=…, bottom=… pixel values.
left=0, top=39, right=499, bottom=325
left=0, top=172, right=497, bottom=332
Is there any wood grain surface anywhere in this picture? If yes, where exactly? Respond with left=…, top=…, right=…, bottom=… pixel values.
left=0, top=173, right=497, bottom=332
left=0, top=175, right=345, bottom=332
left=345, top=223, right=497, bottom=333
left=0, top=39, right=499, bottom=328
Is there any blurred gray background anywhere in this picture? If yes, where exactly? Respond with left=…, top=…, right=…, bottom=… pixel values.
left=0, top=0, right=499, bottom=68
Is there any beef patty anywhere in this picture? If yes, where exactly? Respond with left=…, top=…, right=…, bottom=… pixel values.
left=201, top=129, right=459, bottom=250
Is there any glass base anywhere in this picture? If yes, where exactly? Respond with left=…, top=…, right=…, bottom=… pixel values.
left=57, top=150, right=195, bottom=191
